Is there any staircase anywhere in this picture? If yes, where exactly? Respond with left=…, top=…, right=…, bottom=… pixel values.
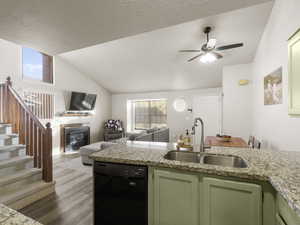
left=0, top=78, right=55, bottom=210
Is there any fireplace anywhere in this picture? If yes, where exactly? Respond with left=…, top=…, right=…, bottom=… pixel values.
left=61, top=124, right=90, bottom=152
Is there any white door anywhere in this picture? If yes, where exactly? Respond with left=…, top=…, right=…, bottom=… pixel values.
left=192, top=96, right=221, bottom=145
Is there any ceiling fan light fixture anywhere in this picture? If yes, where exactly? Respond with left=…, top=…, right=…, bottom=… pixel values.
left=199, top=52, right=218, bottom=64
left=180, top=26, right=243, bottom=63
left=207, top=38, right=217, bottom=49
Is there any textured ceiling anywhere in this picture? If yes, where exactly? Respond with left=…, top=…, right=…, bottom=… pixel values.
left=0, top=0, right=272, bottom=54
left=60, top=2, right=273, bottom=93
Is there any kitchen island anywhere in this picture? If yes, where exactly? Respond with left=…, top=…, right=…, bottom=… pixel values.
left=0, top=204, right=41, bottom=225
left=91, top=141, right=300, bottom=225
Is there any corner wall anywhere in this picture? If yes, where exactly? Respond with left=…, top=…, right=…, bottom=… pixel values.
left=252, top=0, right=300, bottom=151
left=0, top=38, right=112, bottom=154
left=222, top=64, right=253, bottom=141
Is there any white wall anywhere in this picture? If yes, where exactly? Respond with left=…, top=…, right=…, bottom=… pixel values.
left=252, top=0, right=300, bottom=151
left=222, top=64, right=253, bottom=141
left=193, top=95, right=222, bottom=145
left=112, top=88, right=222, bottom=141
left=0, top=38, right=112, bottom=154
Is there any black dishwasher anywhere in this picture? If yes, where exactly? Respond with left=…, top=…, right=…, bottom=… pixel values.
left=94, top=161, right=148, bottom=225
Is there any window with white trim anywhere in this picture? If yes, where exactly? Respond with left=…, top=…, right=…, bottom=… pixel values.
left=133, top=99, right=167, bottom=130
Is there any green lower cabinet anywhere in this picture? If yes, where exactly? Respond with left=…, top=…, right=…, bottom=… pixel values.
left=202, top=177, right=262, bottom=225
left=277, top=193, right=300, bottom=225
left=153, top=169, right=199, bottom=225
left=276, top=214, right=287, bottom=225
left=149, top=168, right=276, bottom=225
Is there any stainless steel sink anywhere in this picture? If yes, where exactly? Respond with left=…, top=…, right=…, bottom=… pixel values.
left=164, top=151, right=201, bottom=163
left=163, top=151, right=247, bottom=168
left=202, top=154, right=247, bottom=168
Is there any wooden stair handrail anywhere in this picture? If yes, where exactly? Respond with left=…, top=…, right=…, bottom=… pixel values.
left=0, top=77, right=53, bottom=182
left=5, top=78, right=47, bottom=132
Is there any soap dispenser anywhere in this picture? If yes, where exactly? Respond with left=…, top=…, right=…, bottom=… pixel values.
left=183, top=129, right=193, bottom=149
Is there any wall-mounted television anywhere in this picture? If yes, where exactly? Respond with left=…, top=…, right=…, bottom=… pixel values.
left=69, top=92, right=97, bottom=111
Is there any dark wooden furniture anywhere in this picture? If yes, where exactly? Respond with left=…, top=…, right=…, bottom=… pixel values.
left=0, top=77, right=53, bottom=182
left=205, top=136, right=248, bottom=148
left=104, top=130, right=123, bottom=141
left=103, top=120, right=124, bottom=141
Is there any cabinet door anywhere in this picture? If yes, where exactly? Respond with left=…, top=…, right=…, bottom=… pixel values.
left=153, top=169, right=199, bottom=225
left=276, top=214, right=287, bottom=225
left=288, top=29, right=300, bottom=114
left=203, top=177, right=262, bottom=225
left=277, top=193, right=300, bottom=225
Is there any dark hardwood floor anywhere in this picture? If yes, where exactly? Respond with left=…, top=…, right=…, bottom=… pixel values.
left=20, top=153, right=93, bottom=225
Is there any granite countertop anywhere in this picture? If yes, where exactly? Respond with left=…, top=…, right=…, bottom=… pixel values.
left=90, top=141, right=300, bottom=217
left=0, top=204, right=41, bottom=225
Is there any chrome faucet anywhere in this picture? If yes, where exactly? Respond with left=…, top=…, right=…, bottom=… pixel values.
left=191, top=117, right=205, bottom=152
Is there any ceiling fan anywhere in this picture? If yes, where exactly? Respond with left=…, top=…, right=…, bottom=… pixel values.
left=179, top=26, right=244, bottom=63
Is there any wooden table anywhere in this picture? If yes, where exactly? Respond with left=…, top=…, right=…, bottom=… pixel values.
left=205, top=136, right=248, bottom=148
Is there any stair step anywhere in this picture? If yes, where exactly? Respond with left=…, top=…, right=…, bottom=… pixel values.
left=0, top=156, right=33, bottom=176
left=0, top=134, right=18, bottom=138
left=0, top=134, right=19, bottom=146
left=0, top=124, right=54, bottom=210
left=0, top=123, right=12, bottom=126
left=1, top=180, right=56, bottom=210
left=0, top=144, right=25, bottom=151
left=0, top=124, right=12, bottom=135
left=0, top=168, right=42, bottom=194
left=0, top=144, right=26, bottom=160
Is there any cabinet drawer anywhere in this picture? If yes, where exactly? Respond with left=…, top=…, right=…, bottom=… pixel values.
left=277, top=194, right=300, bottom=225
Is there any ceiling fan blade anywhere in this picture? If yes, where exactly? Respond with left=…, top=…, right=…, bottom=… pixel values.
left=179, top=50, right=201, bottom=52
left=207, top=38, right=217, bottom=49
left=213, top=52, right=223, bottom=59
left=216, top=43, right=244, bottom=51
left=188, top=53, right=204, bottom=62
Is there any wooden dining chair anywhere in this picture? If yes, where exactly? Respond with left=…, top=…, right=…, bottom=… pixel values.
left=248, top=136, right=255, bottom=148
left=253, top=139, right=261, bottom=150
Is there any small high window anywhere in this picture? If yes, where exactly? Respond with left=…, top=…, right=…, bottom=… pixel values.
left=22, top=47, right=53, bottom=84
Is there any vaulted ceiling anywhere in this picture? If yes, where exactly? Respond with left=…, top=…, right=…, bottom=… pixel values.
left=60, top=2, right=273, bottom=93
left=0, top=0, right=271, bottom=54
